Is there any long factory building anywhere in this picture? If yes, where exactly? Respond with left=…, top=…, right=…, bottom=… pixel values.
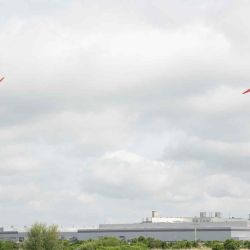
left=1, top=211, right=250, bottom=242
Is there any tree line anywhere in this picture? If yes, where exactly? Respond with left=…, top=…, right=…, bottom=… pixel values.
left=0, top=223, right=250, bottom=250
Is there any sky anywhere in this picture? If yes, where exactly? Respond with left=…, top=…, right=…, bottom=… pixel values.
left=1, top=0, right=250, bottom=229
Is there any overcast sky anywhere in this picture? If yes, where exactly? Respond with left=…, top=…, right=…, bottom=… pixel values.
left=1, top=0, right=250, bottom=229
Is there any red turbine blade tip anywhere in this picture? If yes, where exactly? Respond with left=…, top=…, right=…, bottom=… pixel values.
left=243, top=89, right=250, bottom=94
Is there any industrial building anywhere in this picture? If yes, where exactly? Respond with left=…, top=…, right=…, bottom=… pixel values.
left=1, top=211, right=250, bottom=242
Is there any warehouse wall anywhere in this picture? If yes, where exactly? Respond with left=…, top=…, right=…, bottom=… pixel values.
left=77, top=228, right=232, bottom=241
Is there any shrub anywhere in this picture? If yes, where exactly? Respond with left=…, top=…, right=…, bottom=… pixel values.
left=223, top=239, right=240, bottom=250
left=0, top=241, right=18, bottom=250
left=172, top=240, right=193, bottom=249
left=98, top=237, right=121, bottom=247
left=212, top=242, right=224, bottom=250
left=78, top=241, right=98, bottom=250
left=243, top=240, right=250, bottom=249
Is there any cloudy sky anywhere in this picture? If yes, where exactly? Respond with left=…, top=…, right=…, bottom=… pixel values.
left=1, top=0, right=250, bottom=229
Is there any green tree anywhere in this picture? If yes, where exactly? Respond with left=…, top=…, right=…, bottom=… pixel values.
left=23, top=223, right=63, bottom=250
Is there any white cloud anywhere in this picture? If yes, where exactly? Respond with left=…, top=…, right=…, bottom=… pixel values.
left=1, top=0, right=250, bottom=227
left=79, top=150, right=250, bottom=215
